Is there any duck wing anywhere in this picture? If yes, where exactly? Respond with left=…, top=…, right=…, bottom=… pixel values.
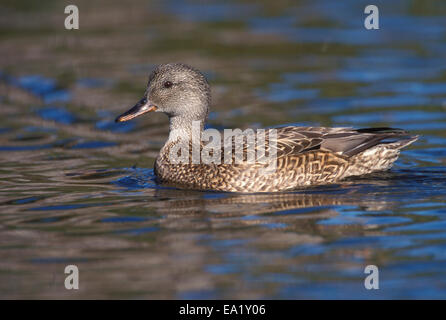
left=273, top=126, right=418, bottom=158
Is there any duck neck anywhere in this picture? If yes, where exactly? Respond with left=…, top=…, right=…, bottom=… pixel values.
left=166, top=115, right=204, bottom=146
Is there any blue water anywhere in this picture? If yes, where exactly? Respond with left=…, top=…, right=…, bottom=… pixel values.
left=0, top=0, right=446, bottom=299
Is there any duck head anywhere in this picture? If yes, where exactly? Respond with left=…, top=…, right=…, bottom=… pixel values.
left=115, top=63, right=211, bottom=124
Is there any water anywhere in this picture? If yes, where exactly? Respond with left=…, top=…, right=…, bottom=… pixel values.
left=1, top=0, right=446, bottom=299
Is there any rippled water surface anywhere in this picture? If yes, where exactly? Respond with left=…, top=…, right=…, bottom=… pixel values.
left=1, top=0, right=446, bottom=299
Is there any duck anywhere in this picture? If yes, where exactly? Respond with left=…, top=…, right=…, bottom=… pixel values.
left=115, top=63, right=418, bottom=193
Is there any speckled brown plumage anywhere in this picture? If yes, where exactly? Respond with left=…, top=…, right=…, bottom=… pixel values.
left=154, top=126, right=417, bottom=192
left=116, top=63, right=419, bottom=193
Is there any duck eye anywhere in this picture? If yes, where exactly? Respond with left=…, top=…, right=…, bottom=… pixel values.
left=163, top=81, right=173, bottom=88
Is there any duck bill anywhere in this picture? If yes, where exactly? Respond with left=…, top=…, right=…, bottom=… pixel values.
left=115, top=98, right=157, bottom=122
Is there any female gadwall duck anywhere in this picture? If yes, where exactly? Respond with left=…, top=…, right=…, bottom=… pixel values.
left=116, top=63, right=418, bottom=193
